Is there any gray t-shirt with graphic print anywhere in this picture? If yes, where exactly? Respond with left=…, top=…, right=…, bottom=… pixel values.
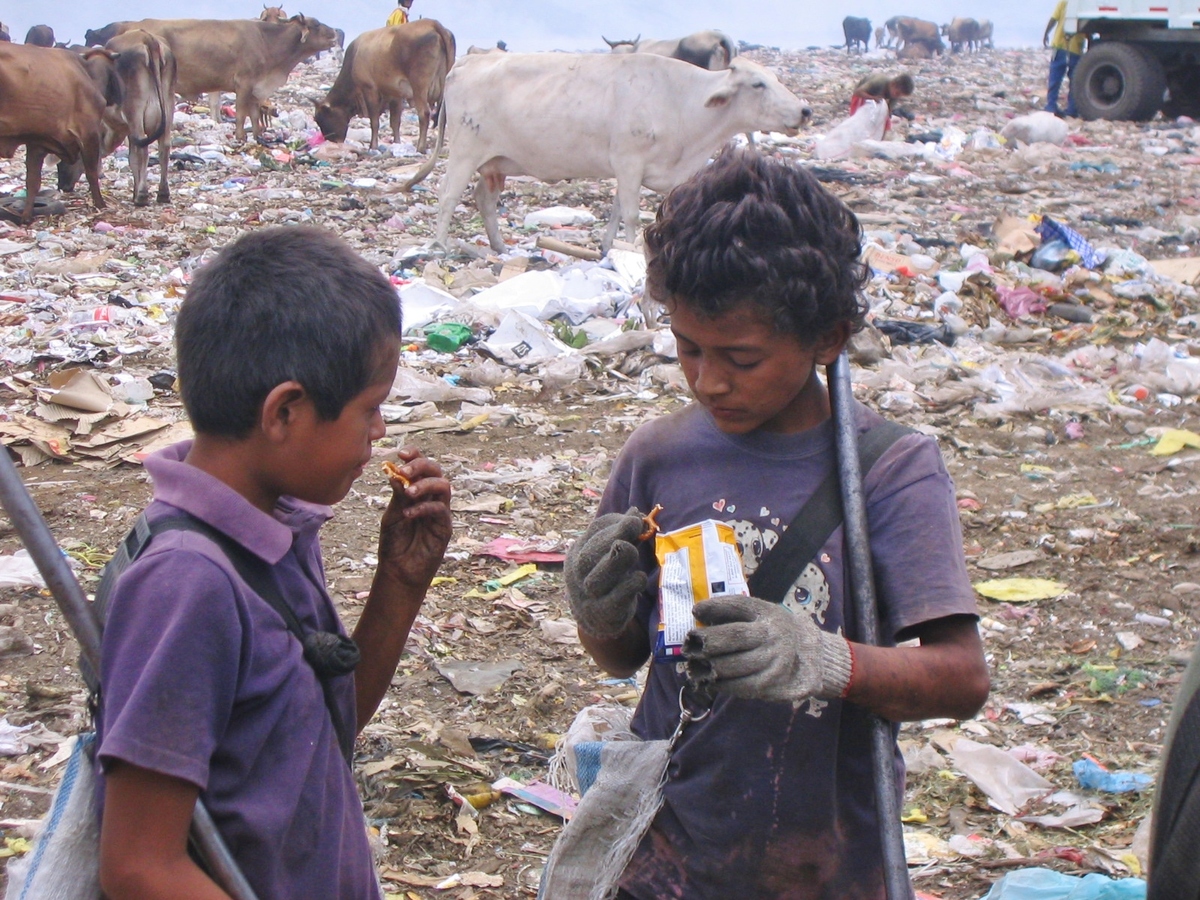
left=598, top=401, right=978, bottom=900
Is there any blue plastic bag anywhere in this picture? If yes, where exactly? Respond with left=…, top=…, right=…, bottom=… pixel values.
left=1074, top=758, right=1154, bottom=793
left=983, top=868, right=1146, bottom=900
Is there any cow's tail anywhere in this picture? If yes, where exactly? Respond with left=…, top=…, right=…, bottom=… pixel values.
left=401, top=99, right=445, bottom=191
left=132, top=41, right=169, bottom=148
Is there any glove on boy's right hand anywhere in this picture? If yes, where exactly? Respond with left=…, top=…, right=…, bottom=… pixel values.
left=565, top=509, right=648, bottom=637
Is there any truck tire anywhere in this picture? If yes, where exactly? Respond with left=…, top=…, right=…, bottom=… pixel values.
left=1075, top=42, right=1166, bottom=121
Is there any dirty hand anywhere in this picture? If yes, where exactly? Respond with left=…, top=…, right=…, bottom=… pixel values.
left=378, top=447, right=453, bottom=591
left=564, top=508, right=648, bottom=637
left=684, top=595, right=853, bottom=704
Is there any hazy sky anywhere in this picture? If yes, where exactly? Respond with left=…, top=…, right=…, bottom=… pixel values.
left=4, top=1, right=1052, bottom=52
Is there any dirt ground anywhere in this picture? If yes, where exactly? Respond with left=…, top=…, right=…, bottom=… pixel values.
left=0, top=41, right=1198, bottom=899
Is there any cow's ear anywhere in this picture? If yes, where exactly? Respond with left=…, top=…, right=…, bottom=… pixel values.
left=704, top=86, right=735, bottom=108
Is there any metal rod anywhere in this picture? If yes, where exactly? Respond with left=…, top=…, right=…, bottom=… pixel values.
left=828, top=350, right=914, bottom=900
left=0, top=448, right=260, bottom=900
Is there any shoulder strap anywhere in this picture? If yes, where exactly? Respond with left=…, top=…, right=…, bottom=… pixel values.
left=747, top=420, right=914, bottom=605
left=91, top=512, right=358, bottom=765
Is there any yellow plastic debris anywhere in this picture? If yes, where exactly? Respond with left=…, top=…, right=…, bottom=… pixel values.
left=1150, top=429, right=1200, bottom=456
left=0, top=837, right=30, bottom=858
left=497, top=563, right=538, bottom=586
left=1055, top=493, right=1098, bottom=509
left=901, top=808, right=928, bottom=823
left=974, top=577, right=1067, bottom=602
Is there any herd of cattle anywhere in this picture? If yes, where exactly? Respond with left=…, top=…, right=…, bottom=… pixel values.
left=0, top=15, right=807, bottom=251
left=842, top=15, right=995, bottom=58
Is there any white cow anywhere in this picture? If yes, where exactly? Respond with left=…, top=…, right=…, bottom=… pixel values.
left=431, top=53, right=811, bottom=252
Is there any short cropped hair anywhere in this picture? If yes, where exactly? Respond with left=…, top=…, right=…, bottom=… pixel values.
left=892, top=73, right=915, bottom=96
left=645, top=148, right=869, bottom=341
left=176, top=227, right=401, bottom=437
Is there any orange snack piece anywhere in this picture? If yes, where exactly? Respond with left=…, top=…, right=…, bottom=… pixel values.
left=382, top=460, right=411, bottom=488
left=639, top=504, right=663, bottom=541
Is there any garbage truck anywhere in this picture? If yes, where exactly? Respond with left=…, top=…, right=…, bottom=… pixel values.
left=1064, top=0, right=1200, bottom=120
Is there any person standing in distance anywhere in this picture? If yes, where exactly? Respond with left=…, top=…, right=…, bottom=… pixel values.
left=1044, top=0, right=1086, bottom=117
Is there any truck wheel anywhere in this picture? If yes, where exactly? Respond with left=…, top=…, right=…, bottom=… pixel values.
left=1075, top=43, right=1166, bottom=121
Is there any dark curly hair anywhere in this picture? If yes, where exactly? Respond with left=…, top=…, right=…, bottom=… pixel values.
left=644, top=148, right=868, bottom=342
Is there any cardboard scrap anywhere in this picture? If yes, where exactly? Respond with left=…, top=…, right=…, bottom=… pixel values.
left=1150, top=256, right=1200, bottom=286
left=41, top=370, right=111, bottom=413
left=994, top=215, right=1042, bottom=256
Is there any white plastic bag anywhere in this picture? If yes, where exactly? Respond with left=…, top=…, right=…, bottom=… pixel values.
left=4, top=734, right=101, bottom=900
left=814, top=100, right=889, bottom=160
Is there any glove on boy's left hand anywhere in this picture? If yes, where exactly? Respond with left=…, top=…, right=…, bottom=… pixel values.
left=684, top=595, right=853, bottom=704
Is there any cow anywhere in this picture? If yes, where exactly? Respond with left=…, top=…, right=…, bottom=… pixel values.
left=894, top=17, right=945, bottom=55
left=943, top=17, right=980, bottom=53
left=260, top=6, right=287, bottom=24
left=24, top=25, right=55, bottom=47
left=81, top=16, right=337, bottom=141
left=842, top=16, right=871, bottom=54
left=603, top=30, right=736, bottom=70
left=0, top=43, right=106, bottom=222
left=425, top=53, right=811, bottom=252
left=104, top=31, right=177, bottom=205
left=315, top=18, right=455, bottom=152
left=874, top=26, right=885, bottom=49
left=882, top=16, right=905, bottom=48
left=976, top=19, right=994, bottom=49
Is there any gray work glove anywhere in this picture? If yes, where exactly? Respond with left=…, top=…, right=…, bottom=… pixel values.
left=564, top=508, right=648, bottom=637
left=684, top=595, right=853, bottom=704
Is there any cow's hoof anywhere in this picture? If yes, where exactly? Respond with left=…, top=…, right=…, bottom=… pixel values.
left=157, top=191, right=170, bottom=204
left=134, top=195, right=150, bottom=208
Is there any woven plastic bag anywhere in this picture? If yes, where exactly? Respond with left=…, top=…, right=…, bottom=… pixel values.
left=4, top=733, right=101, bottom=900
left=538, top=737, right=672, bottom=900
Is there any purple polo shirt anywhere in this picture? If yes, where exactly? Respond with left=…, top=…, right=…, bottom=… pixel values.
left=96, top=441, right=380, bottom=900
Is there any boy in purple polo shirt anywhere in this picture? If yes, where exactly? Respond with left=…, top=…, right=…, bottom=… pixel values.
left=564, top=150, right=989, bottom=899
left=95, top=226, right=452, bottom=899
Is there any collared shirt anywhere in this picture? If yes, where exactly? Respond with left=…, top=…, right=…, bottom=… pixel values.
left=96, top=441, right=380, bottom=900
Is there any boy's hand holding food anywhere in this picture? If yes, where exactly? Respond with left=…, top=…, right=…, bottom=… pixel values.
left=378, top=449, right=452, bottom=591
left=684, top=595, right=853, bottom=704
left=565, top=508, right=649, bottom=637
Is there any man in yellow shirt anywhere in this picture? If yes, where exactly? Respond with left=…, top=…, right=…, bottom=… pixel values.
left=1043, top=0, right=1086, bottom=116
left=387, top=0, right=413, bottom=27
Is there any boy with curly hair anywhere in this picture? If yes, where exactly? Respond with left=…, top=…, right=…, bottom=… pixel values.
left=95, top=226, right=452, bottom=899
left=565, top=149, right=988, bottom=899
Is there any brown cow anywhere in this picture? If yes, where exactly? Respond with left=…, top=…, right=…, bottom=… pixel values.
left=0, top=44, right=106, bottom=222
left=107, top=31, right=177, bottom=205
left=24, top=25, right=55, bottom=47
left=895, top=17, right=945, bottom=55
left=315, top=18, right=455, bottom=152
left=260, top=6, right=288, bottom=24
left=943, top=17, right=980, bottom=53
left=83, top=15, right=337, bottom=141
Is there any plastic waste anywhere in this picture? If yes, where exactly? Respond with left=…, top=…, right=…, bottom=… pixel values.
left=1038, top=217, right=1105, bottom=269
left=0, top=549, right=46, bottom=589
left=1001, top=112, right=1070, bottom=146
left=948, top=737, right=1054, bottom=815
left=1073, top=758, right=1154, bottom=793
left=874, top=319, right=956, bottom=346
left=814, top=100, right=889, bottom=160
left=1030, top=240, right=1076, bottom=273
left=523, top=206, right=597, bottom=228
left=982, top=868, right=1145, bottom=899
left=424, top=323, right=474, bottom=353
left=997, top=286, right=1048, bottom=317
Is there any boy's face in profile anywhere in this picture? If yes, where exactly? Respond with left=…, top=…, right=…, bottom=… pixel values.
left=282, top=339, right=400, bottom=506
left=669, top=297, right=843, bottom=435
